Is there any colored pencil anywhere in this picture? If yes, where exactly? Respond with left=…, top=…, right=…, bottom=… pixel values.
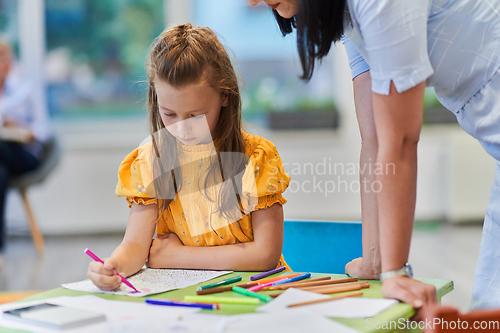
left=250, top=266, right=286, bottom=281
left=287, top=291, right=364, bottom=308
left=84, top=248, right=139, bottom=293
left=185, top=295, right=260, bottom=305
left=196, top=282, right=259, bottom=295
left=197, top=276, right=242, bottom=291
left=301, top=281, right=369, bottom=293
left=288, top=276, right=331, bottom=284
left=195, top=273, right=302, bottom=296
left=146, top=299, right=220, bottom=310
left=265, top=277, right=358, bottom=291
left=232, top=286, right=273, bottom=303
left=270, top=281, right=369, bottom=298
left=247, top=276, right=291, bottom=292
left=271, top=273, right=311, bottom=286
left=253, top=273, right=302, bottom=285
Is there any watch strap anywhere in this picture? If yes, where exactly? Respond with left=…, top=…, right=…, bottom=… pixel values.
left=379, top=263, right=413, bottom=281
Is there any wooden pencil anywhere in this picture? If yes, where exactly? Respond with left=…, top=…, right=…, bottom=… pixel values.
left=300, top=281, right=369, bottom=293
left=287, top=291, right=364, bottom=308
left=270, top=281, right=369, bottom=298
left=265, top=277, right=358, bottom=291
left=286, top=276, right=332, bottom=284
left=196, top=282, right=258, bottom=295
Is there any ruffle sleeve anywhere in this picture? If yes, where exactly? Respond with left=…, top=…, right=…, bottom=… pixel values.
left=115, top=143, right=157, bottom=208
left=241, top=135, right=290, bottom=212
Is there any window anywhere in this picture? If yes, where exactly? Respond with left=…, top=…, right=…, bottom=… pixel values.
left=45, top=0, right=164, bottom=118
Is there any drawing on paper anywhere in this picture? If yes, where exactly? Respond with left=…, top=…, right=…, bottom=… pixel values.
left=62, top=268, right=233, bottom=297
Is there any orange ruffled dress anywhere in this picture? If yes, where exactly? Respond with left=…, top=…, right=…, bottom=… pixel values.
left=115, top=132, right=292, bottom=270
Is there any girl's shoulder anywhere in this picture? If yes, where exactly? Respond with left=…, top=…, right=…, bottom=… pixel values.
left=242, top=132, right=279, bottom=157
left=115, top=142, right=156, bottom=201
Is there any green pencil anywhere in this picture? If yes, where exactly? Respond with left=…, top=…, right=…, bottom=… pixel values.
left=196, top=276, right=242, bottom=291
left=184, top=295, right=259, bottom=305
left=232, top=286, right=273, bottom=303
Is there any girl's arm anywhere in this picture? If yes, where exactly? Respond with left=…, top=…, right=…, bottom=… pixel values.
left=147, top=203, right=284, bottom=271
left=345, top=70, right=381, bottom=280
left=87, top=203, right=157, bottom=290
left=372, top=81, right=436, bottom=308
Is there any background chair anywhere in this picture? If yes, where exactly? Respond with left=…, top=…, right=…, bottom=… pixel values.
left=8, top=137, right=61, bottom=256
left=282, top=220, right=362, bottom=274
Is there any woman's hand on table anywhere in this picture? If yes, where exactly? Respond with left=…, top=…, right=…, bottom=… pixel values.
left=345, top=257, right=381, bottom=280
left=382, top=275, right=436, bottom=311
left=147, top=233, right=183, bottom=268
left=87, top=258, right=122, bottom=291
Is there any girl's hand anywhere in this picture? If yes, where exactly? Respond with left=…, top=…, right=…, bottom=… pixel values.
left=345, top=257, right=381, bottom=280
left=87, top=258, right=122, bottom=291
left=147, top=233, right=183, bottom=268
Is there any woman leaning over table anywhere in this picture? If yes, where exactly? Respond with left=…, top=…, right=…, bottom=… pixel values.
left=247, top=0, right=500, bottom=309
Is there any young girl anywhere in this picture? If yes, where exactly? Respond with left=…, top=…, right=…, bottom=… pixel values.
left=88, top=23, right=291, bottom=291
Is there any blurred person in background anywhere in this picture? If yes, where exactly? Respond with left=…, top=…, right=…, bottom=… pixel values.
left=248, top=0, right=500, bottom=311
left=0, top=36, right=52, bottom=266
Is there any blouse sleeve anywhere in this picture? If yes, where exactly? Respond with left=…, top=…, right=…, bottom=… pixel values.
left=115, top=144, right=157, bottom=208
left=351, top=0, right=433, bottom=95
left=342, top=35, right=370, bottom=80
left=241, top=138, right=290, bottom=212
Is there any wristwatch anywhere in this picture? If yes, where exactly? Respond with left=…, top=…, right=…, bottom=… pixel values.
left=379, top=263, right=413, bottom=281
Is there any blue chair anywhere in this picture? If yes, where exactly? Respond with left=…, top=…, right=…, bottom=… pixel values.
left=282, top=220, right=362, bottom=274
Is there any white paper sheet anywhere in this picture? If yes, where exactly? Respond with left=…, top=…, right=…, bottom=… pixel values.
left=62, top=268, right=232, bottom=297
left=258, top=288, right=398, bottom=318
left=0, top=294, right=373, bottom=333
left=0, top=295, right=199, bottom=333
left=108, top=313, right=233, bottom=333
left=224, top=309, right=362, bottom=333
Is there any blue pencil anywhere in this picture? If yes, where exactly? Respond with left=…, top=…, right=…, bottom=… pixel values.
left=145, top=299, right=220, bottom=310
left=271, top=272, right=312, bottom=286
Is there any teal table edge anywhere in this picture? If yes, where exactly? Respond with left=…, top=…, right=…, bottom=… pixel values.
left=3, top=273, right=454, bottom=333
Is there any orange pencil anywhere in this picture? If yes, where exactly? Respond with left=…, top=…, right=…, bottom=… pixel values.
left=266, top=277, right=358, bottom=291
left=287, top=291, right=364, bottom=308
left=300, top=281, right=369, bottom=294
left=270, top=281, right=369, bottom=298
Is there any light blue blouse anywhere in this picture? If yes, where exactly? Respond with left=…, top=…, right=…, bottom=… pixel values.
left=0, top=69, right=52, bottom=142
left=342, top=0, right=500, bottom=112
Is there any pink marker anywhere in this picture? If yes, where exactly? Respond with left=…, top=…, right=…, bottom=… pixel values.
left=247, top=276, right=290, bottom=292
left=84, top=248, right=139, bottom=293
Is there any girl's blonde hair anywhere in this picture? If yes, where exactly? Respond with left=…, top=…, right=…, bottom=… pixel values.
left=146, top=23, right=247, bottom=221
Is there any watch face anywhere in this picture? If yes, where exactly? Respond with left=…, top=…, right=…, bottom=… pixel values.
left=405, top=264, right=414, bottom=278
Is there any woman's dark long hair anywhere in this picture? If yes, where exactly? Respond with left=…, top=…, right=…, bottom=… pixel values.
left=273, top=0, right=348, bottom=81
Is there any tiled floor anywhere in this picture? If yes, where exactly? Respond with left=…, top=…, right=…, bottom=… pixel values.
left=0, top=222, right=483, bottom=311
left=409, top=222, right=483, bottom=311
left=0, top=232, right=123, bottom=293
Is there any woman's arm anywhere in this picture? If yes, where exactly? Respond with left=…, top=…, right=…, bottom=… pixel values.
left=147, top=203, right=284, bottom=271
left=373, top=81, right=436, bottom=307
left=345, top=70, right=381, bottom=280
left=87, top=203, right=157, bottom=290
